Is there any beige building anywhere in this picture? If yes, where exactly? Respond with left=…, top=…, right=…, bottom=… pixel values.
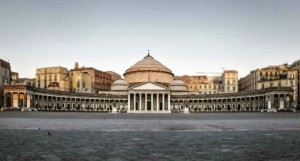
left=176, top=70, right=238, bottom=94
left=223, top=70, right=239, bottom=93
left=35, top=66, right=70, bottom=92
left=71, top=62, right=113, bottom=93
left=239, top=64, right=298, bottom=103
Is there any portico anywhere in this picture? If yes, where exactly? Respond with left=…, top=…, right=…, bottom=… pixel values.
left=127, top=82, right=171, bottom=113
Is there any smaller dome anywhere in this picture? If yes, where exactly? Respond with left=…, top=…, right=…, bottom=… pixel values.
left=169, top=80, right=187, bottom=91
left=111, top=79, right=129, bottom=91
left=112, top=79, right=129, bottom=86
left=170, top=80, right=186, bottom=86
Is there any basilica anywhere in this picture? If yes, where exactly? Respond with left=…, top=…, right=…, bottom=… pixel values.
left=2, top=53, right=296, bottom=113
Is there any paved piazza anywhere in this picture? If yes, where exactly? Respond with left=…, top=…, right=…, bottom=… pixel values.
left=1, top=112, right=300, bottom=161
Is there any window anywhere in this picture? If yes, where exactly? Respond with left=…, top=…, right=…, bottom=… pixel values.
left=227, top=80, right=230, bottom=84
left=260, top=72, right=262, bottom=76
left=290, top=81, right=294, bottom=87
left=77, top=81, right=80, bottom=88
left=278, top=82, right=281, bottom=87
left=54, top=75, right=57, bottom=81
left=233, top=86, right=236, bottom=91
left=291, top=74, right=294, bottom=79
left=262, top=84, right=265, bottom=89
left=270, top=82, right=273, bottom=87
left=83, top=80, right=86, bottom=88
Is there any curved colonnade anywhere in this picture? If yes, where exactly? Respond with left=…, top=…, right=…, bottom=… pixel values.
left=3, top=85, right=295, bottom=112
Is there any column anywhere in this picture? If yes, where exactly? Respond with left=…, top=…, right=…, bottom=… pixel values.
left=17, top=93, right=20, bottom=108
left=162, top=93, right=165, bottom=111
left=157, top=93, right=159, bottom=111
left=70, top=97, right=72, bottom=110
left=168, top=93, right=171, bottom=111
left=134, top=93, right=136, bottom=111
left=27, top=94, right=31, bottom=108
left=3, top=92, right=7, bottom=107
left=128, top=94, right=131, bottom=112
left=151, top=93, right=153, bottom=111
left=24, top=94, right=27, bottom=107
left=11, top=93, right=13, bottom=108
left=145, top=93, right=147, bottom=111
left=139, top=93, right=142, bottom=111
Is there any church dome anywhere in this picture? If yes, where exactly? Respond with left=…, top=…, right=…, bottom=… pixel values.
left=125, top=54, right=172, bottom=73
left=169, top=80, right=187, bottom=91
left=124, top=53, right=174, bottom=84
left=111, top=79, right=129, bottom=91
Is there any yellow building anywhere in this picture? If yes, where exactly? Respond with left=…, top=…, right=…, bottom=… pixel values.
left=35, top=66, right=70, bottom=92
left=70, top=70, right=93, bottom=93
left=176, top=70, right=238, bottom=94
left=239, top=64, right=298, bottom=103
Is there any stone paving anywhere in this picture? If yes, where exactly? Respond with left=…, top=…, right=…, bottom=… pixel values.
left=0, top=112, right=300, bottom=161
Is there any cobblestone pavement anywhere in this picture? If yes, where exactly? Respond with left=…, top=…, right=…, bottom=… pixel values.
left=0, top=112, right=300, bottom=161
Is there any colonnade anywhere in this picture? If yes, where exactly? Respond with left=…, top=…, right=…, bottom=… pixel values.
left=127, top=92, right=171, bottom=113
left=2, top=85, right=295, bottom=113
left=171, top=93, right=294, bottom=112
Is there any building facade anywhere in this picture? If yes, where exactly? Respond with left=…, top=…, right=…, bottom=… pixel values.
left=0, top=59, right=11, bottom=107
left=176, top=70, right=238, bottom=94
left=291, top=60, right=300, bottom=106
left=11, top=72, right=19, bottom=84
left=239, top=64, right=298, bottom=104
left=106, top=71, right=122, bottom=82
left=71, top=62, right=113, bottom=93
left=70, top=69, right=93, bottom=93
left=35, top=66, right=70, bottom=92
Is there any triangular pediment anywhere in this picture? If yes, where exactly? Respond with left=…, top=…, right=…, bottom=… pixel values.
left=131, top=82, right=168, bottom=90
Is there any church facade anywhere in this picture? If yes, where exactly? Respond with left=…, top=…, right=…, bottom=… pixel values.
left=2, top=53, right=297, bottom=113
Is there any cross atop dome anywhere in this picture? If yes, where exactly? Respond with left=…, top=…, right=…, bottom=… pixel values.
left=144, top=50, right=153, bottom=59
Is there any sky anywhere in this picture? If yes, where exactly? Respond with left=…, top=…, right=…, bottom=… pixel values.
left=0, top=0, right=299, bottom=79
